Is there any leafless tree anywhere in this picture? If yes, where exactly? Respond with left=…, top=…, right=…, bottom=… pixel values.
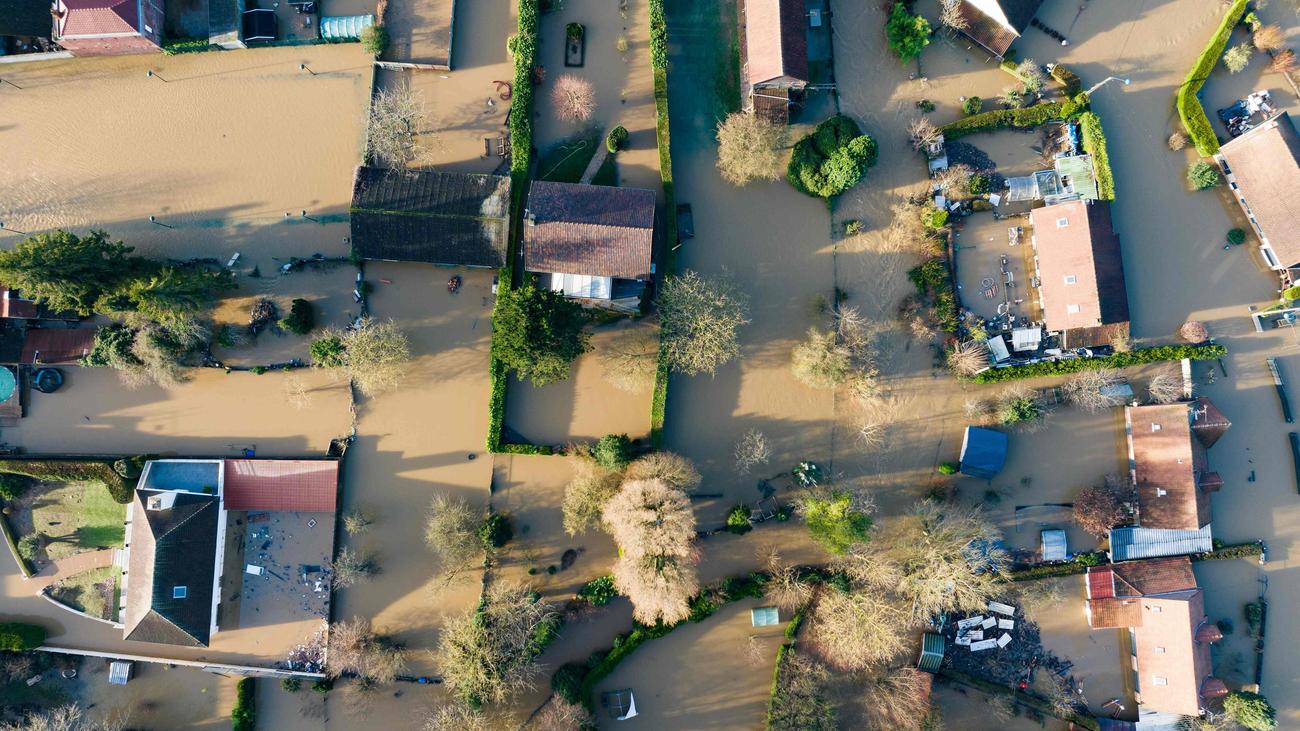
left=984, top=693, right=1016, bottom=721
left=367, top=87, right=426, bottom=168
left=551, top=74, right=596, bottom=122
left=1180, top=320, right=1210, bottom=344
left=604, top=478, right=699, bottom=624
left=424, top=494, right=481, bottom=572
left=343, top=509, right=373, bottom=535
left=1271, top=49, right=1297, bottom=74
left=1016, top=59, right=1047, bottom=95
left=1168, top=131, right=1190, bottom=151
left=716, top=112, right=789, bottom=186
left=328, top=618, right=407, bottom=684
left=946, top=341, right=990, bottom=376
left=435, top=583, right=559, bottom=705
left=612, top=554, right=699, bottom=625
left=908, top=117, right=940, bottom=151
left=423, top=705, right=491, bottom=731
left=598, top=328, right=660, bottom=393
left=624, top=451, right=701, bottom=492
left=531, top=696, right=598, bottom=731
left=996, top=383, right=1048, bottom=428
left=282, top=374, right=314, bottom=410
left=331, top=547, right=378, bottom=588
left=792, top=327, right=852, bottom=389
left=763, top=547, right=813, bottom=612
left=1061, top=367, right=1126, bottom=412
left=734, top=428, right=773, bottom=475
left=1072, top=482, right=1127, bottom=538
left=861, top=668, right=935, bottom=731
left=1254, top=24, right=1285, bottom=51
left=0, top=705, right=129, bottom=731
left=658, top=270, right=750, bottom=376
left=939, top=0, right=968, bottom=32
left=562, top=456, right=622, bottom=535
left=1147, top=368, right=1185, bottom=404
left=933, top=163, right=977, bottom=198
left=339, top=318, right=411, bottom=397
left=808, top=590, right=908, bottom=671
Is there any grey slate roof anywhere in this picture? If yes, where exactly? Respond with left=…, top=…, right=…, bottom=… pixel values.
left=350, top=166, right=511, bottom=268
left=124, top=489, right=219, bottom=647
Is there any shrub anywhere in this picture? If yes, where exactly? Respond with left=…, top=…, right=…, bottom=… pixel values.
left=725, top=504, right=752, bottom=535
left=937, top=462, right=958, bottom=476
left=941, top=101, right=1076, bottom=139
left=970, top=344, right=1227, bottom=383
left=312, top=678, right=333, bottom=694
left=281, top=677, right=301, bottom=692
left=1227, top=228, right=1246, bottom=246
left=1078, top=112, right=1115, bottom=200
left=0, top=473, right=27, bottom=501
left=1223, top=43, right=1252, bottom=73
left=916, top=98, right=936, bottom=113
left=1188, top=161, right=1221, bottom=190
left=593, top=433, right=634, bottom=472
left=1284, top=286, right=1300, bottom=302
left=921, top=206, right=948, bottom=229
left=787, top=115, right=878, bottom=198
left=1245, top=601, right=1263, bottom=638
left=552, top=663, right=587, bottom=705
left=232, top=677, right=256, bottom=731
left=360, top=25, right=390, bottom=56
left=17, top=533, right=40, bottom=560
left=962, top=96, right=983, bottom=115
left=606, top=125, right=629, bottom=153
left=885, top=2, right=931, bottom=61
left=578, top=575, right=618, bottom=606
left=478, top=513, right=513, bottom=550
left=0, top=622, right=46, bottom=651
left=566, top=22, right=584, bottom=41
left=0, top=459, right=133, bottom=504
left=802, top=492, right=872, bottom=554
left=309, top=334, right=345, bottom=367
left=280, top=298, right=315, bottom=335
left=1168, top=131, right=1189, bottom=151
left=1224, top=690, right=1277, bottom=731
left=1176, top=0, right=1249, bottom=156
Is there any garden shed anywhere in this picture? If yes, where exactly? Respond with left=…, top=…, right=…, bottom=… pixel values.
left=1040, top=529, right=1067, bottom=561
left=917, top=631, right=944, bottom=672
left=959, top=426, right=1008, bottom=479
left=320, top=14, right=372, bottom=41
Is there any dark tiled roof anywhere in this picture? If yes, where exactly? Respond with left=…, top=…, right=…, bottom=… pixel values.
left=350, top=166, right=511, bottom=268
left=1190, top=397, right=1231, bottom=448
left=742, top=0, right=809, bottom=86
left=1218, top=113, right=1300, bottom=268
left=223, top=459, right=338, bottom=512
left=124, top=490, right=220, bottom=647
left=956, top=0, right=1042, bottom=57
left=0, top=0, right=52, bottom=37
left=1128, top=402, right=1219, bottom=531
left=20, top=328, right=96, bottom=365
left=524, top=181, right=655, bottom=281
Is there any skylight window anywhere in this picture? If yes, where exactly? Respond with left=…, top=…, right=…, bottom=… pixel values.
left=1064, top=275, right=1077, bottom=285
left=173, top=586, right=188, bottom=599
left=1056, top=218, right=1069, bottom=228
left=1067, top=304, right=1081, bottom=314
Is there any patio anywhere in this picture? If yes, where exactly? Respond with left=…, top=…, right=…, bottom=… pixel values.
left=953, top=211, right=1036, bottom=327
left=221, top=510, right=335, bottom=643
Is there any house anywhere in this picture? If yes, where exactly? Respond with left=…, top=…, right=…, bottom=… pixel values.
left=52, top=0, right=164, bottom=56
left=1215, top=112, right=1300, bottom=273
left=1029, top=199, right=1130, bottom=349
left=349, top=166, right=512, bottom=268
left=1108, top=398, right=1230, bottom=561
left=121, top=458, right=339, bottom=647
left=954, top=0, right=1044, bottom=58
left=1085, top=558, right=1225, bottom=719
left=739, top=0, right=809, bottom=123
left=523, top=181, right=656, bottom=308
left=958, top=426, right=1008, bottom=479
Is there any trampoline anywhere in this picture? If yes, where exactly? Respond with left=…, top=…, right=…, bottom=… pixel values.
left=0, top=367, right=16, bottom=402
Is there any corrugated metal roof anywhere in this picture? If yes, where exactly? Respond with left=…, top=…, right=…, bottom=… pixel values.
left=320, top=14, right=373, bottom=41
left=1109, top=526, right=1212, bottom=561
left=917, top=631, right=944, bottom=672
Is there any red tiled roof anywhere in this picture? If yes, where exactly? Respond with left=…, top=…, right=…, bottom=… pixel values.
left=222, top=459, right=338, bottom=513
left=0, top=288, right=38, bottom=320
left=57, top=0, right=139, bottom=37
left=742, top=0, right=809, bottom=86
left=21, top=328, right=96, bottom=365
left=1030, top=200, right=1129, bottom=336
left=1127, top=403, right=1213, bottom=531
left=1086, top=558, right=1198, bottom=629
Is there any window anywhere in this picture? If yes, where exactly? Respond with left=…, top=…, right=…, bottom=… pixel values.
left=1067, top=304, right=1081, bottom=314
left=1153, top=676, right=1168, bottom=686
left=1155, top=647, right=1166, bottom=654
left=173, top=586, right=188, bottom=599
left=1156, top=488, right=1167, bottom=497
left=1150, top=605, right=1162, bottom=613
left=1056, top=217, right=1069, bottom=228
left=1064, top=275, right=1077, bottom=285
left=1151, top=423, right=1162, bottom=432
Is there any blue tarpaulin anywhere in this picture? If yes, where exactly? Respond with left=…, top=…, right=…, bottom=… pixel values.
left=320, top=14, right=373, bottom=41
left=959, top=426, right=1008, bottom=479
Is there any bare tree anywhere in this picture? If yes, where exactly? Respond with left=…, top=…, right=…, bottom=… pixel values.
left=716, top=111, right=789, bottom=186
left=1147, top=368, right=1185, bottom=404
left=1016, top=59, right=1047, bottom=95
left=1061, top=367, right=1125, bottom=412
left=763, top=547, right=812, bottom=612
left=604, top=478, right=699, bottom=624
left=343, top=509, right=373, bottom=535
left=1072, top=483, right=1127, bottom=538
left=1168, top=131, right=1190, bottom=151
left=367, top=87, right=426, bottom=168
left=597, top=328, right=660, bottom=393
left=551, top=74, right=596, bottom=122
left=423, top=705, right=490, bottom=731
left=424, top=494, right=481, bottom=572
left=1254, top=24, right=1285, bottom=51
left=283, top=374, right=314, bottom=410
left=658, top=270, right=750, bottom=376
left=562, top=456, right=622, bottom=535
left=435, top=583, right=559, bottom=705
left=792, top=327, right=852, bottom=389
left=946, top=341, right=990, bottom=376
left=531, top=697, right=598, bottom=731
left=933, top=163, right=977, bottom=198
left=1180, top=320, right=1210, bottom=344
left=624, top=451, right=701, bottom=492
left=861, top=668, right=935, bottom=731
left=939, top=0, right=968, bottom=32
left=734, top=428, right=772, bottom=475
left=984, top=693, right=1015, bottom=721
left=908, top=117, right=940, bottom=152
left=808, top=590, right=908, bottom=671
left=341, top=318, right=411, bottom=396
left=331, top=547, right=377, bottom=588
left=328, top=618, right=407, bottom=684
left=1271, top=49, right=1297, bottom=74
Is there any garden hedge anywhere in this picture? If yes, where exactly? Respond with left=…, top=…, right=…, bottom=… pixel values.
left=1005, top=541, right=1264, bottom=581
left=1176, top=0, right=1248, bottom=156
left=0, top=459, right=135, bottom=504
left=648, top=0, right=678, bottom=448
left=0, top=622, right=46, bottom=651
left=970, top=344, right=1226, bottom=383
left=1078, top=112, right=1115, bottom=200
left=940, top=100, right=1081, bottom=139
left=232, top=677, right=256, bottom=731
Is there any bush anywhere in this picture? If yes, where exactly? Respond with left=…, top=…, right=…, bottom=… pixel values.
left=725, top=504, right=752, bottom=535
left=1188, top=161, right=1221, bottom=190
left=593, top=433, right=634, bottom=472
left=478, top=513, right=513, bottom=550
left=1224, top=690, right=1277, bottom=731
left=1227, top=228, right=1246, bottom=246
left=970, top=344, right=1227, bottom=383
left=1078, top=112, right=1115, bottom=200
left=280, top=298, right=315, bottom=335
left=281, top=677, right=301, bottom=692
left=921, top=206, right=948, bottom=229
left=0, top=622, right=45, bottom=651
left=492, top=283, right=591, bottom=386
left=1284, top=286, right=1300, bottom=302
left=162, top=37, right=218, bottom=55
left=962, top=96, right=983, bottom=116
left=566, top=21, right=584, bottom=41
left=1245, top=601, right=1263, bottom=638
left=552, top=663, right=588, bottom=705
left=232, top=677, right=256, bottom=731
left=916, top=98, right=936, bottom=113
left=885, top=2, right=931, bottom=61
left=940, top=101, right=1082, bottom=139
left=787, top=115, right=878, bottom=198
left=937, top=462, right=958, bottom=476
left=309, top=335, right=345, bottom=367
left=0, top=459, right=133, bottom=504
left=360, top=24, right=390, bottom=56
left=606, top=125, right=629, bottom=153
left=311, top=678, right=333, bottom=694
left=803, top=492, right=871, bottom=554
left=1176, top=0, right=1249, bottom=156
left=0, top=473, right=27, bottom=501
left=579, top=575, right=618, bottom=606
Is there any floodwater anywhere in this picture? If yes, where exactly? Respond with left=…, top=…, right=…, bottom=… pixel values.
left=78, top=660, right=236, bottom=730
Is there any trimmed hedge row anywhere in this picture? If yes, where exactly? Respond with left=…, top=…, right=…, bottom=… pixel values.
left=0, top=459, right=136, bottom=504
left=648, top=0, right=677, bottom=448
left=1176, top=0, right=1248, bottom=156
left=970, top=344, right=1226, bottom=383
left=0, top=622, right=46, bottom=651
left=232, top=677, right=256, bottom=731
left=765, top=643, right=792, bottom=729
left=940, top=100, right=1077, bottom=139
left=1005, top=541, right=1265, bottom=581
left=1078, top=112, right=1115, bottom=200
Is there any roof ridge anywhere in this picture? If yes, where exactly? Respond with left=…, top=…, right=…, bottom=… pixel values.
left=134, top=608, right=204, bottom=645
left=152, top=496, right=217, bottom=542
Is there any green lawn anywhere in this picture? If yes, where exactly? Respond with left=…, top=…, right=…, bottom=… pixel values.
left=29, top=482, right=126, bottom=560
left=537, top=132, right=600, bottom=183
left=47, top=565, right=120, bottom=621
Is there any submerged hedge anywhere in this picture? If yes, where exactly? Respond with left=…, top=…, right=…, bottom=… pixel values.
left=648, top=0, right=678, bottom=447
left=940, top=99, right=1085, bottom=139
left=232, top=677, right=256, bottom=731
left=1176, top=0, right=1248, bottom=156
left=0, top=622, right=46, bottom=651
left=970, top=344, right=1226, bottom=383
left=1078, top=111, right=1115, bottom=200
